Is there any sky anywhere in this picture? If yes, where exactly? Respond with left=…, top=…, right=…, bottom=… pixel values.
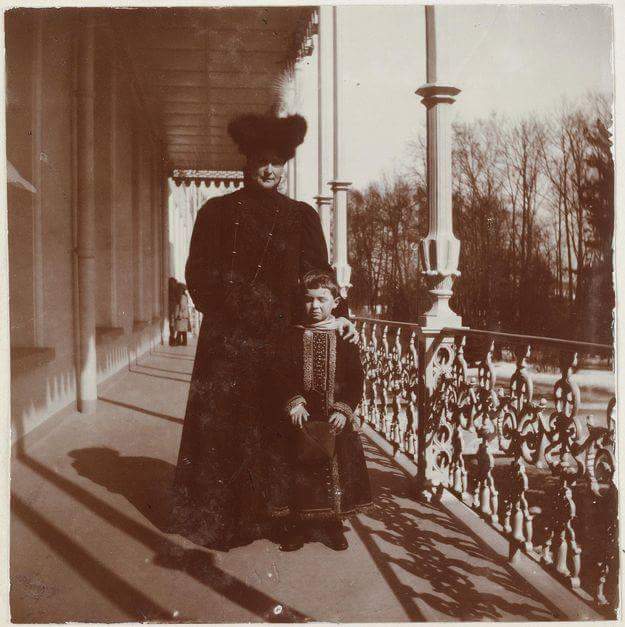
left=340, top=4, right=614, bottom=190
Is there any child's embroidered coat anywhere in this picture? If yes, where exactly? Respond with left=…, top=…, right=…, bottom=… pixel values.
left=279, top=325, right=372, bottom=519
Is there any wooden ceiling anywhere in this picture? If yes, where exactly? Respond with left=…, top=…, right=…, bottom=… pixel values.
left=112, top=7, right=314, bottom=172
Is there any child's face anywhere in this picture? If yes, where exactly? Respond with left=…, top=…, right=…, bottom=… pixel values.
left=304, top=287, right=340, bottom=323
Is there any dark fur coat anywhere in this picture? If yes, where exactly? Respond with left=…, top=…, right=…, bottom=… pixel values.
left=172, top=183, right=348, bottom=546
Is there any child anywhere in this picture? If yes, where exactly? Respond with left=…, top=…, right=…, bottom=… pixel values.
left=277, top=270, right=372, bottom=551
left=174, top=283, right=191, bottom=346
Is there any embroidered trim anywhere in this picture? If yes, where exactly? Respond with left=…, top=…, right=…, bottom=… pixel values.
left=330, top=401, right=356, bottom=425
left=349, top=411, right=362, bottom=433
left=328, top=331, right=337, bottom=407
left=330, top=454, right=342, bottom=515
left=294, top=501, right=375, bottom=521
left=303, top=330, right=314, bottom=391
left=285, top=395, right=307, bottom=414
left=302, top=329, right=337, bottom=418
left=267, top=505, right=292, bottom=518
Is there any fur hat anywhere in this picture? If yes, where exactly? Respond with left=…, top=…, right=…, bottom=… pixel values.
left=227, top=114, right=307, bottom=161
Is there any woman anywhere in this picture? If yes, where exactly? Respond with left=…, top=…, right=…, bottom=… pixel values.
left=174, top=283, right=191, bottom=346
left=173, top=113, right=356, bottom=549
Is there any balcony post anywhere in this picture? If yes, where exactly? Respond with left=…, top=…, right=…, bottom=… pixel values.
left=75, top=14, right=98, bottom=413
left=330, top=6, right=351, bottom=297
left=314, top=6, right=334, bottom=257
left=293, top=57, right=304, bottom=201
left=286, top=155, right=295, bottom=199
left=161, top=162, right=171, bottom=343
left=417, top=6, right=462, bottom=330
left=152, top=149, right=161, bottom=326
left=316, top=196, right=333, bottom=262
left=415, top=6, right=465, bottom=498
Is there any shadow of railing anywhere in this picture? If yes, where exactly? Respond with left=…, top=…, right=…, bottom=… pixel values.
left=352, top=439, right=560, bottom=621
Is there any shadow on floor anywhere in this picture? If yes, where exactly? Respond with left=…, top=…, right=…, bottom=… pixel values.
left=128, top=367, right=191, bottom=384
left=134, top=362, right=194, bottom=376
left=149, top=351, right=196, bottom=362
left=98, top=397, right=185, bottom=426
left=67, top=440, right=560, bottom=622
left=12, top=493, right=174, bottom=622
left=13, top=448, right=311, bottom=623
left=67, top=447, right=274, bottom=551
left=353, top=439, right=561, bottom=622
left=69, top=448, right=177, bottom=533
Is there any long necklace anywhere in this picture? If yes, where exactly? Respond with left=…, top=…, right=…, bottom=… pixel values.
left=229, top=203, right=281, bottom=285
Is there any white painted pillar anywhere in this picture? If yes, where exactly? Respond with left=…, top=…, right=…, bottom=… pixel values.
left=0, top=94, right=10, bottom=443
left=286, top=157, right=295, bottom=199
left=180, top=183, right=191, bottom=281
left=417, top=6, right=462, bottom=329
left=152, top=148, right=161, bottom=321
left=109, top=45, right=118, bottom=327
left=32, top=14, right=44, bottom=346
left=315, top=6, right=334, bottom=258
left=173, top=185, right=180, bottom=281
left=133, top=128, right=146, bottom=322
left=143, top=144, right=154, bottom=322
left=75, top=16, right=98, bottom=413
left=415, top=6, right=465, bottom=499
left=161, top=170, right=171, bottom=341
left=293, top=58, right=305, bottom=201
left=330, top=6, right=351, bottom=298
left=176, top=184, right=183, bottom=281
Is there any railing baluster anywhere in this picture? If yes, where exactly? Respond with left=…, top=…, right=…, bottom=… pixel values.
left=353, top=317, right=616, bottom=613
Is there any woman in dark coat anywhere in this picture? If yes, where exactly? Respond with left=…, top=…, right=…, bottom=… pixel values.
left=173, top=113, right=355, bottom=549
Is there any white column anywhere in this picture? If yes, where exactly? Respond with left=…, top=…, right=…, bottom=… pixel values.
left=32, top=13, right=44, bottom=346
left=109, top=45, right=118, bottom=327
left=0, top=96, right=10, bottom=442
left=286, top=157, right=295, bottom=199
left=161, top=171, right=171, bottom=332
left=75, top=16, right=98, bottom=413
left=293, top=58, right=305, bottom=201
left=132, top=127, right=146, bottom=322
left=315, top=6, right=334, bottom=258
left=417, top=6, right=462, bottom=329
left=180, top=183, right=191, bottom=281
left=330, top=6, right=351, bottom=298
left=152, top=148, right=161, bottom=321
left=415, top=6, right=464, bottom=499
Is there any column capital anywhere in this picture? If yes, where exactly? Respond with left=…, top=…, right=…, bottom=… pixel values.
left=314, top=195, right=333, bottom=207
left=416, top=83, right=461, bottom=106
left=329, top=180, right=352, bottom=192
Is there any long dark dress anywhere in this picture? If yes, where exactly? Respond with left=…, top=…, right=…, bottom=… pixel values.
left=173, top=184, right=347, bottom=546
left=279, top=326, right=372, bottom=519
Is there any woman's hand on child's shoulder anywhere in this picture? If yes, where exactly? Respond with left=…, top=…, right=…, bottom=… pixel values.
left=336, top=317, right=358, bottom=344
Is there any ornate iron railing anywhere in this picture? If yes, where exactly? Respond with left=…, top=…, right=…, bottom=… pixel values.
left=355, top=318, right=617, bottom=612
left=357, top=317, right=421, bottom=456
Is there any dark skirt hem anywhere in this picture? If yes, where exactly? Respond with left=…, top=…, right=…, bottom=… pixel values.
left=267, top=500, right=375, bottom=521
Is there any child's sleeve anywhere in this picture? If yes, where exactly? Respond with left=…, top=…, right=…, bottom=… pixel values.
left=330, top=341, right=364, bottom=428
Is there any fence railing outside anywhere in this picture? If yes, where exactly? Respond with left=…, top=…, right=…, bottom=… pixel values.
left=355, top=317, right=617, bottom=612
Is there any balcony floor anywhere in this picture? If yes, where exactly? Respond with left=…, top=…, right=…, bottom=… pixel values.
left=11, top=340, right=564, bottom=622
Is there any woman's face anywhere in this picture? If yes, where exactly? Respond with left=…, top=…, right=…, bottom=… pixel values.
left=246, top=150, right=286, bottom=191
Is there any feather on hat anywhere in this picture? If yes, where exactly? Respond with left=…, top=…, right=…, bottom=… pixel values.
left=227, top=114, right=307, bottom=161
